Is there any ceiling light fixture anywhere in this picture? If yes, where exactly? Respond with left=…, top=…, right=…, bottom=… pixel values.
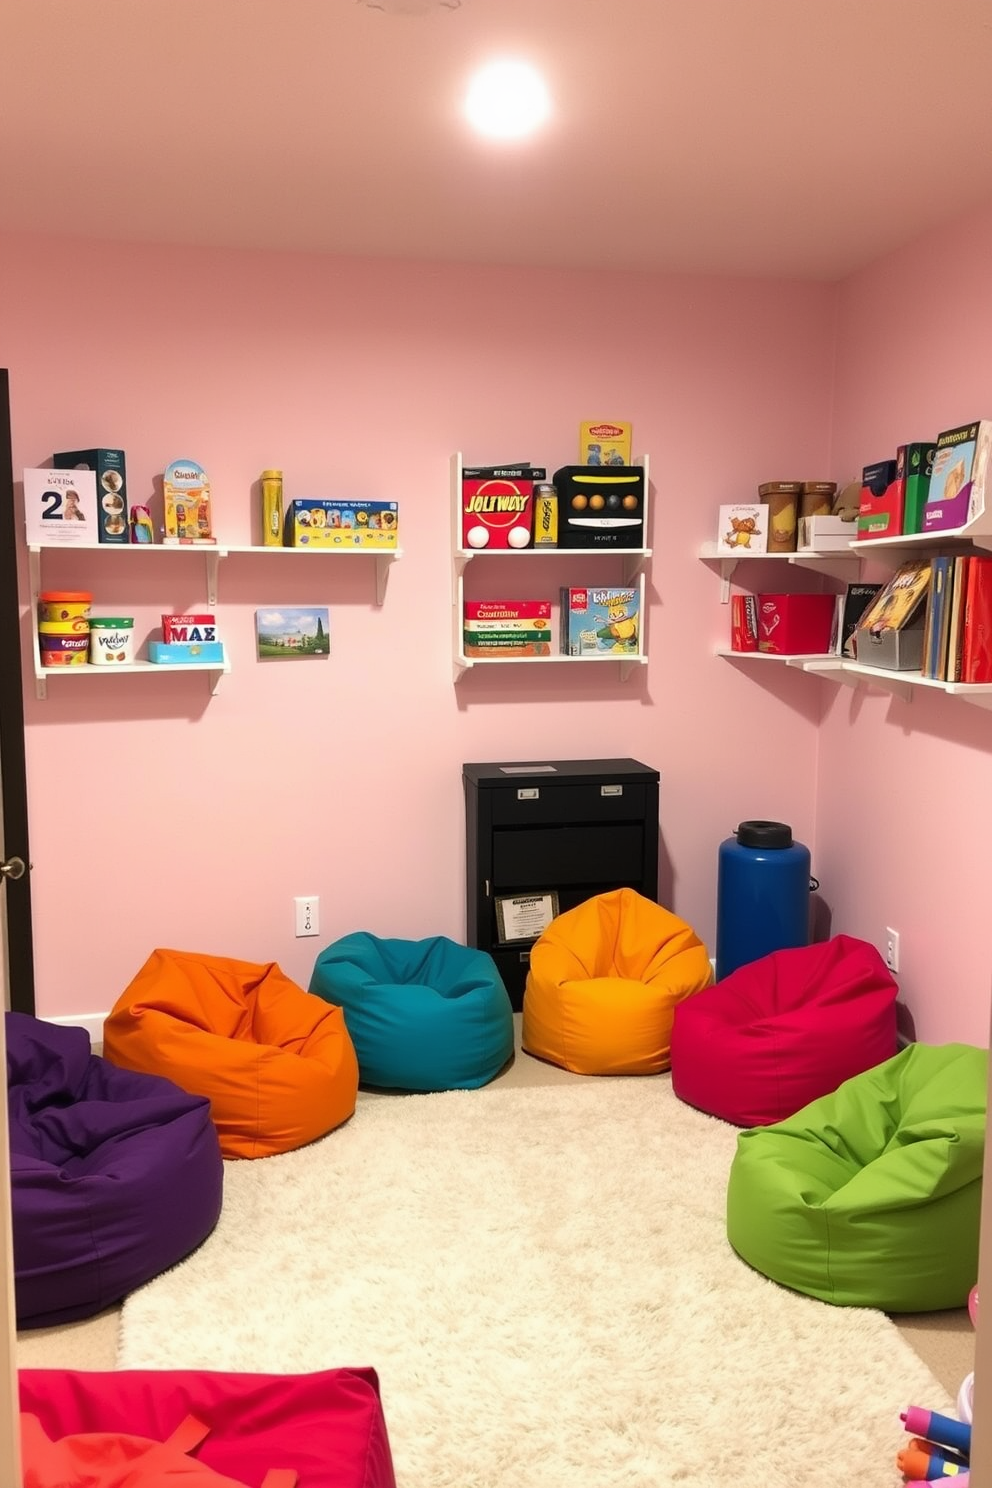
left=464, top=59, right=551, bottom=141
left=358, top=0, right=461, bottom=13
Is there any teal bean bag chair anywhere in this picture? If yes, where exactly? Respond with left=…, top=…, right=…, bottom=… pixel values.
left=726, top=1042, right=987, bottom=1312
left=309, top=933, right=514, bottom=1092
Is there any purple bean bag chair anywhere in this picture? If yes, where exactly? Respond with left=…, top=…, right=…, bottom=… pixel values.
left=8, top=1012, right=224, bottom=1329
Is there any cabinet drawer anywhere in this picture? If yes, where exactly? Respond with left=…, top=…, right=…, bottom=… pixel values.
left=489, top=782, right=647, bottom=827
left=492, top=823, right=644, bottom=887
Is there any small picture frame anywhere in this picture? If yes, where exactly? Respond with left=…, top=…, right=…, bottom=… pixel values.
left=494, top=891, right=560, bottom=945
left=718, top=502, right=767, bottom=553
left=255, top=606, right=331, bottom=659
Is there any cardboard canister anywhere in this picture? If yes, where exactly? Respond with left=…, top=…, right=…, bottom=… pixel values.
left=38, top=620, right=89, bottom=667
left=800, top=481, right=837, bottom=520
left=38, top=590, right=92, bottom=623
left=88, top=616, right=135, bottom=665
left=758, top=481, right=800, bottom=552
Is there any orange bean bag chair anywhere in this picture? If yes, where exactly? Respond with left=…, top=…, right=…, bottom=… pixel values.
left=522, top=888, right=713, bottom=1075
left=103, top=949, right=359, bottom=1159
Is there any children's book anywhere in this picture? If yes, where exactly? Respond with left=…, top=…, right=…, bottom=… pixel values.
left=855, top=559, right=931, bottom=639
left=840, top=583, right=883, bottom=658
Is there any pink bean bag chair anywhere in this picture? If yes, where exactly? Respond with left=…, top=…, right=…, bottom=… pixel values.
left=670, top=934, right=898, bottom=1127
left=19, top=1366, right=396, bottom=1488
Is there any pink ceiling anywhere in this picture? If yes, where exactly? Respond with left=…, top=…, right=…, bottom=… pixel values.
left=6, top=0, right=992, bottom=279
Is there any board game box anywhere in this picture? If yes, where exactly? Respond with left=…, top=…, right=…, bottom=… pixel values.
left=560, top=585, right=640, bottom=656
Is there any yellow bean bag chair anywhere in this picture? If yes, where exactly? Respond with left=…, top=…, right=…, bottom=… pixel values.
left=103, top=948, right=359, bottom=1159
left=522, top=888, right=713, bottom=1075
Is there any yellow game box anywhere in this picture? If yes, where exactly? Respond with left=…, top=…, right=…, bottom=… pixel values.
left=284, top=499, right=398, bottom=548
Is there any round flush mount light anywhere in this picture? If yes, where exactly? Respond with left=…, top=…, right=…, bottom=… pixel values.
left=464, top=59, right=551, bottom=140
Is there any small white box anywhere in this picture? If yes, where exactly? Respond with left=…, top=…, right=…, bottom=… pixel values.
left=24, top=467, right=98, bottom=545
left=718, top=503, right=767, bottom=553
left=797, top=515, right=858, bottom=551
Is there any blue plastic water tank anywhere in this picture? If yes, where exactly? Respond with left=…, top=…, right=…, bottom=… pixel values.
left=716, top=820, right=813, bottom=981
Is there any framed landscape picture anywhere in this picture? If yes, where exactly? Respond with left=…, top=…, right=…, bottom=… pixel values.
left=255, top=607, right=331, bottom=659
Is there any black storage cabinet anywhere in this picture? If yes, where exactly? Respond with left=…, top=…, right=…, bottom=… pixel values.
left=463, top=758, right=660, bottom=1010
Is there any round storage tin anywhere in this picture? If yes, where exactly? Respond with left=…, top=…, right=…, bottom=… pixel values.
left=38, top=590, right=92, bottom=623
left=38, top=620, right=90, bottom=667
left=88, top=616, right=135, bottom=665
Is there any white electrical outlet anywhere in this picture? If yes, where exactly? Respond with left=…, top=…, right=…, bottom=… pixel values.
left=885, top=927, right=900, bottom=973
left=295, top=896, right=320, bottom=937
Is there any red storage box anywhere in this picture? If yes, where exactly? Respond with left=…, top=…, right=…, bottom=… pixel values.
left=756, top=593, right=835, bottom=655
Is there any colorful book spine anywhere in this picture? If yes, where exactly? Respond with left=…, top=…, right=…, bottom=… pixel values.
left=922, top=557, right=952, bottom=680
left=945, top=555, right=970, bottom=682
left=960, top=556, right=992, bottom=683
left=730, top=594, right=758, bottom=651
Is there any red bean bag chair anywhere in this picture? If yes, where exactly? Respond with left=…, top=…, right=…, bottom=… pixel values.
left=670, top=934, right=898, bottom=1126
left=103, top=949, right=359, bottom=1159
left=19, top=1366, right=396, bottom=1487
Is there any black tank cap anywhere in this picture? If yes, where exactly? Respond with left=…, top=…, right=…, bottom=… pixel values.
left=735, top=820, right=793, bottom=849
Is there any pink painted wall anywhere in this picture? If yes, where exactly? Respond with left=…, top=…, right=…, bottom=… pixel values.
left=819, top=198, right=992, bottom=1044
left=2, top=232, right=836, bottom=1021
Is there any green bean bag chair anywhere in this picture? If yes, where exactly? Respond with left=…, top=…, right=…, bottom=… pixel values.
left=309, top=932, right=514, bottom=1092
left=726, top=1042, right=986, bottom=1311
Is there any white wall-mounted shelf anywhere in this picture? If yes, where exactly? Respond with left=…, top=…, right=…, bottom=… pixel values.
left=715, top=648, right=837, bottom=665
left=32, top=655, right=232, bottom=701
left=698, top=543, right=860, bottom=601
left=27, top=539, right=400, bottom=699
left=848, top=498, right=992, bottom=556
left=783, top=654, right=992, bottom=710
left=29, top=541, right=401, bottom=607
left=455, top=543, right=651, bottom=585
left=454, top=651, right=648, bottom=684
left=451, top=451, right=651, bottom=684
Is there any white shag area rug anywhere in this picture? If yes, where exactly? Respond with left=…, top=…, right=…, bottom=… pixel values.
left=118, top=1079, right=952, bottom=1487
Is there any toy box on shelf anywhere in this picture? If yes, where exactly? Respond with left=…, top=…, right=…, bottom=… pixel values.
left=756, top=594, right=835, bottom=655
left=460, top=466, right=543, bottom=551
left=560, top=585, right=640, bottom=656
left=53, top=448, right=128, bottom=543
left=462, top=600, right=552, bottom=658
left=284, top=499, right=398, bottom=549
left=148, top=611, right=224, bottom=666
left=553, top=466, right=645, bottom=549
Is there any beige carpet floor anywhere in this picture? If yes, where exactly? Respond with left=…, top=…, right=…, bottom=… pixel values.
left=17, top=1017, right=976, bottom=1406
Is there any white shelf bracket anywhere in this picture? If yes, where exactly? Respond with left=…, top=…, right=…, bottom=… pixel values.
left=719, top=557, right=738, bottom=602
left=206, top=551, right=220, bottom=607
left=375, top=555, right=395, bottom=607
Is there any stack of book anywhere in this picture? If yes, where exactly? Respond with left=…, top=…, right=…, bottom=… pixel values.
left=850, top=556, right=992, bottom=681
left=462, top=600, right=552, bottom=658
left=920, top=554, right=992, bottom=683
